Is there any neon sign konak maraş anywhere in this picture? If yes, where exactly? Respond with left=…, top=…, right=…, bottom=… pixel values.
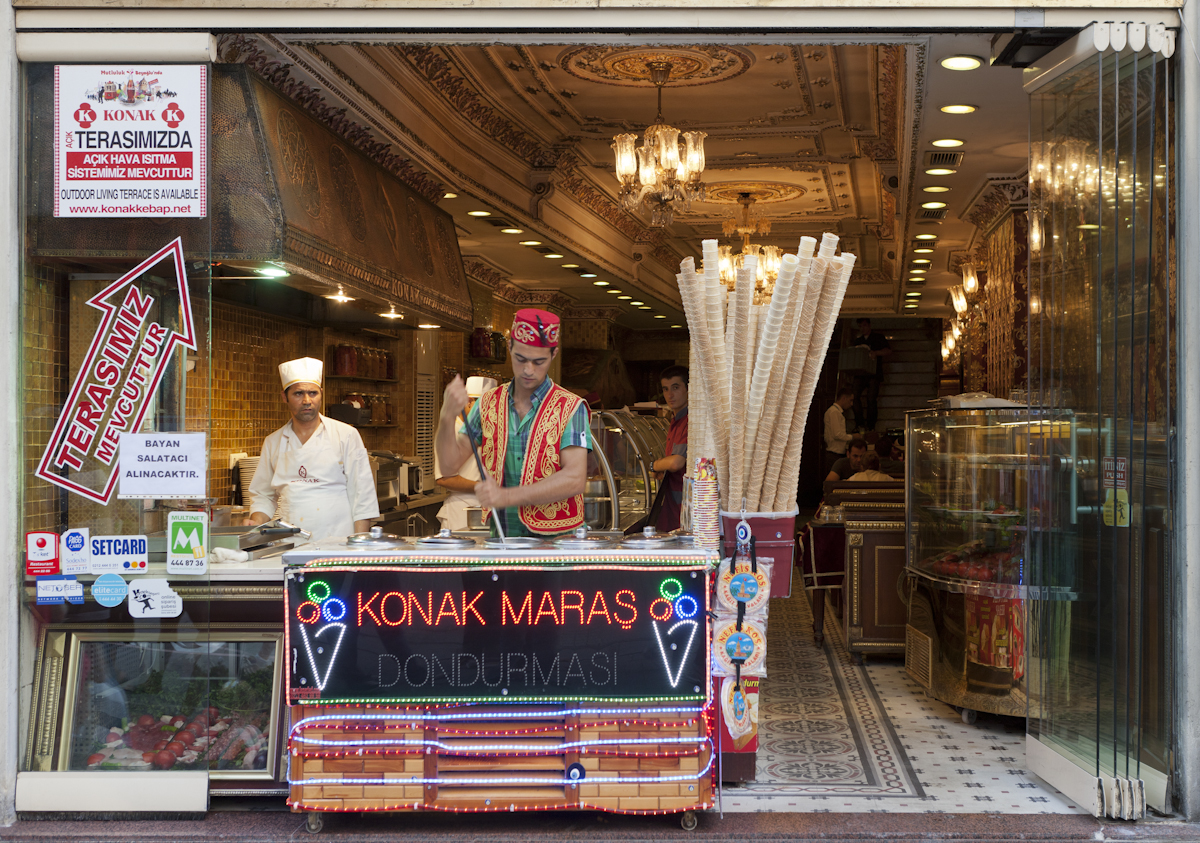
left=285, top=566, right=710, bottom=704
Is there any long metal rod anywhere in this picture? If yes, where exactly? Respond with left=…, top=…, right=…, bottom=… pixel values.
left=462, top=410, right=506, bottom=544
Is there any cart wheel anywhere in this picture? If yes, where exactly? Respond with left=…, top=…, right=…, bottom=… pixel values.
left=305, top=813, right=324, bottom=835
left=961, top=708, right=977, bottom=725
left=680, top=810, right=698, bottom=831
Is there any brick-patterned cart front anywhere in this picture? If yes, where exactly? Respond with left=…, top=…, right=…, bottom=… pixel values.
left=282, top=549, right=715, bottom=832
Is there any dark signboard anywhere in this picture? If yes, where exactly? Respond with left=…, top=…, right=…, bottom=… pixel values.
left=286, top=566, right=709, bottom=704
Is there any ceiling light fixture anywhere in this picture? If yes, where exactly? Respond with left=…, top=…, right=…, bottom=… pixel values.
left=910, top=268, right=928, bottom=274
left=921, top=201, right=948, bottom=210
left=931, top=139, right=964, bottom=148
left=618, top=295, right=633, bottom=300
left=914, top=247, right=935, bottom=254
left=904, top=303, right=920, bottom=309
left=719, top=192, right=782, bottom=304
left=501, top=228, right=523, bottom=234
left=254, top=266, right=290, bottom=278
left=612, top=61, right=706, bottom=227
left=545, top=253, right=564, bottom=259
left=467, top=211, right=491, bottom=217
left=593, top=280, right=610, bottom=287
left=443, top=192, right=459, bottom=199
left=630, top=300, right=645, bottom=306
left=325, top=286, right=354, bottom=303
left=940, top=104, right=977, bottom=114
left=905, top=291, right=923, bottom=298
left=606, top=289, right=622, bottom=294
left=923, top=186, right=951, bottom=193
left=561, top=263, right=580, bottom=268
left=925, top=167, right=957, bottom=176
left=915, top=233, right=939, bottom=240
left=379, top=305, right=404, bottom=320
left=912, top=258, right=932, bottom=264
left=941, top=55, right=983, bottom=71
left=638, top=306, right=652, bottom=310
left=654, top=314, right=666, bottom=319
left=519, top=240, right=542, bottom=246
left=580, top=273, right=598, bottom=278
left=418, top=323, right=441, bottom=329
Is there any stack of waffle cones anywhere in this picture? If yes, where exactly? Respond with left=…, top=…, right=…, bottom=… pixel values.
left=679, top=234, right=856, bottom=513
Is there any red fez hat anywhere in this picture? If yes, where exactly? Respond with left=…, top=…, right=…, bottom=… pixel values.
left=511, top=308, right=561, bottom=348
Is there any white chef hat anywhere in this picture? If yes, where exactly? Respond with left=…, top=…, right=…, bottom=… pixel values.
left=466, top=376, right=498, bottom=398
left=279, top=357, right=324, bottom=391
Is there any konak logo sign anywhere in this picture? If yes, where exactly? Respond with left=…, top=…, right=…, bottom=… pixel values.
left=35, top=238, right=198, bottom=505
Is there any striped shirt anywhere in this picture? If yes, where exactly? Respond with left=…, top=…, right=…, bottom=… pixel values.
left=464, top=377, right=591, bottom=537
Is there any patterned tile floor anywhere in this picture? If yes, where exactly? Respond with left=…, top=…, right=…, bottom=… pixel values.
left=718, top=589, right=1088, bottom=815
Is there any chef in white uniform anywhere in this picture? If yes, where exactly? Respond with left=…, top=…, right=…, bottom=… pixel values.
left=244, top=356, right=380, bottom=542
left=433, top=376, right=496, bottom=531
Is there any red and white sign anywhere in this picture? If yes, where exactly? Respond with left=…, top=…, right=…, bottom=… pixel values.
left=54, top=64, right=207, bottom=218
left=26, top=532, right=61, bottom=577
left=34, top=238, right=198, bottom=505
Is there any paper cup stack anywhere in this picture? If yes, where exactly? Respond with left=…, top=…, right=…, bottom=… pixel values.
left=691, top=457, right=721, bottom=551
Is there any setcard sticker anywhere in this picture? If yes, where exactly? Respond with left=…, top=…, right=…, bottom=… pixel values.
left=128, top=579, right=182, bottom=619
left=166, top=511, right=207, bottom=576
left=25, top=531, right=60, bottom=577
left=53, top=64, right=207, bottom=218
left=60, top=528, right=90, bottom=575
left=118, top=432, right=207, bottom=499
left=91, top=573, right=128, bottom=608
left=37, top=575, right=84, bottom=605
left=91, top=535, right=148, bottom=574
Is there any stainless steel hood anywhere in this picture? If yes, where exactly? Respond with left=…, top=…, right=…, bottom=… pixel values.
left=27, top=64, right=473, bottom=331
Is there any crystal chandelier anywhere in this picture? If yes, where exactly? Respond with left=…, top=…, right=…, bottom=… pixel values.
left=611, top=61, right=707, bottom=228
left=717, top=193, right=781, bottom=304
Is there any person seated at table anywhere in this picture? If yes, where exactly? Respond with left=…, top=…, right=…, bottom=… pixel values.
left=825, top=438, right=868, bottom=483
left=847, top=451, right=894, bottom=483
left=874, top=434, right=905, bottom=477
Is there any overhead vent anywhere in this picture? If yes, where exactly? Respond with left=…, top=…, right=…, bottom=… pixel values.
left=924, top=151, right=965, bottom=168
left=484, top=218, right=516, bottom=228
left=921, top=209, right=949, bottom=220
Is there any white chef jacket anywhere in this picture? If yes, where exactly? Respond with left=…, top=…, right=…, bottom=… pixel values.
left=433, top=418, right=480, bottom=531
left=824, top=403, right=852, bottom=453
left=248, top=414, right=380, bottom=543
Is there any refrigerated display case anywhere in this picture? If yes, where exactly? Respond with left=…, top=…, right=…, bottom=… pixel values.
left=586, top=410, right=665, bottom=532
left=904, top=407, right=1076, bottom=722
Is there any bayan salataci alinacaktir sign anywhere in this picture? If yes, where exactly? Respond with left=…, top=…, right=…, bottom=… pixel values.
left=35, top=238, right=198, bottom=505
left=286, top=566, right=710, bottom=704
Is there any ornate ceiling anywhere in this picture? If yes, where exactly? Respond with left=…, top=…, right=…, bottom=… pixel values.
left=218, top=33, right=1033, bottom=327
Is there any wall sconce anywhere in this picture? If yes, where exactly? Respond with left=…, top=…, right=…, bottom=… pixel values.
left=1027, top=209, right=1045, bottom=257
left=961, top=263, right=979, bottom=297
left=946, top=333, right=956, bottom=352
left=950, top=285, right=969, bottom=315
left=941, top=343, right=950, bottom=360
left=1029, top=293, right=1042, bottom=315
left=951, top=320, right=962, bottom=340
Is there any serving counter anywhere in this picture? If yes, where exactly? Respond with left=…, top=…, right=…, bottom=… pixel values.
left=281, top=531, right=715, bottom=830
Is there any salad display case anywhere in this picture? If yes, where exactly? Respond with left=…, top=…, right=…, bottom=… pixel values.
left=904, top=407, right=1076, bottom=721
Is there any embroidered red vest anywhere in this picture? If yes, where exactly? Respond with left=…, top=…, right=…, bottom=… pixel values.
left=478, top=380, right=587, bottom=534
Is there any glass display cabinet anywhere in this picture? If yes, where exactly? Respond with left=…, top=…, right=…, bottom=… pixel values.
left=905, top=407, right=1076, bottom=722
left=586, top=410, right=663, bottom=532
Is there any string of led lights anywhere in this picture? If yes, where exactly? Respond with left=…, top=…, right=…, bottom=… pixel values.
left=290, top=735, right=708, bottom=754
left=290, top=705, right=709, bottom=733
left=295, top=556, right=716, bottom=570
left=285, top=799, right=715, bottom=815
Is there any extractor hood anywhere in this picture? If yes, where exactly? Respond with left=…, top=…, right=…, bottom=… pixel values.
left=27, top=64, right=472, bottom=331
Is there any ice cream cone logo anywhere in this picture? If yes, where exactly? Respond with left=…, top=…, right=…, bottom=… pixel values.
left=294, top=579, right=348, bottom=692
left=648, top=576, right=701, bottom=689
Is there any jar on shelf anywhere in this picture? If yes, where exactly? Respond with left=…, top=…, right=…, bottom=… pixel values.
left=471, top=327, right=492, bottom=358
left=335, top=344, right=356, bottom=377
left=385, top=351, right=395, bottom=380
left=370, top=394, right=387, bottom=425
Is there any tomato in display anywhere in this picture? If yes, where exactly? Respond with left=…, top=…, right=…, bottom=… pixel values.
left=175, top=731, right=196, bottom=747
left=136, top=714, right=155, bottom=728
left=105, top=731, right=122, bottom=743
left=142, top=752, right=156, bottom=763
left=86, top=753, right=106, bottom=765
left=171, top=716, right=185, bottom=728
left=165, top=741, right=186, bottom=755
left=153, top=751, right=176, bottom=770
left=205, top=707, right=220, bottom=720
left=154, top=739, right=168, bottom=751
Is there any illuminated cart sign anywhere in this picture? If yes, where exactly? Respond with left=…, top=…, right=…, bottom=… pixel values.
left=286, top=566, right=710, bottom=704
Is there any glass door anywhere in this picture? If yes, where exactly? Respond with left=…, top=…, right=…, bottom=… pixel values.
left=1026, top=31, right=1175, bottom=819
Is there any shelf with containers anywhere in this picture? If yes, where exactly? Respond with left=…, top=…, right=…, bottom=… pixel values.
left=904, top=407, right=1076, bottom=721
left=322, top=330, right=403, bottom=439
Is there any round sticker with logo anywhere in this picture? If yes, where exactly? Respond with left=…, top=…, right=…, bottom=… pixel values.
left=92, top=573, right=128, bottom=608
left=712, top=617, right=767, bottom=675
left=716, top=557, right=772, bottom=614
left=725, top=631, right=755, bottom=662
left=720, top=676, right=757, bottom=742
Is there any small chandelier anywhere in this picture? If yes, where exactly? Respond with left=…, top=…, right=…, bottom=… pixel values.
left=612, top=61, right=706, bottom=228
left=716, top=193, right=781, bottom=303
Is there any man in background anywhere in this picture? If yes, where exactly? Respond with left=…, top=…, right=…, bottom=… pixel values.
left=850, top=318, right=892, bottom=433
left=823, top=386, right=855, bottom=477
left=434, top=376, right=498, bottom=531
left=652, top=365, right=689, bottom=532
left=874, top=434, right=905, bottom=477
left=847, top=452, right=894, bottom=483
left=826, top=438, right=868, bottom=484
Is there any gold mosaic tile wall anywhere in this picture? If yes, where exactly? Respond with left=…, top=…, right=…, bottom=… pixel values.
left=22, top=261, right=69, bottom=534
left=561, top=318, right=609, bottom=350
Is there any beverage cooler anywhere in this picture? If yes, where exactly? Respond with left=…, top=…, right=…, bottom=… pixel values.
left=904, top=407, right=1077, bottom=723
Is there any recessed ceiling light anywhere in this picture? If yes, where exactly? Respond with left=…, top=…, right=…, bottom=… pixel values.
left=912, top=258, right=932, bottom=264
left=910, top=268, right=928, bottom=274
left=545, top=253, right=564, bottom=259
left=519, top=240, right=542, bottom=246
left=443, top=192, right=458, bottom=199
left=606, top=289, right=622, bottom=294
left=593, top=280, right=609, bottom=287
left=905, top=291, right=922, bottom=298
left=921, top=201, right=948, bottom=210
left=940, top=104, right=977, bottom=114
left=501, top=228, right=523, bottom=234
left=639, top=306, right=652, bottom=310
left=418, top=323, right=441, bottom=329
left=932, top=139, right=964, bottom=148
left=255, top=266, right=290, bottom=278
left=925, top=167, right=957, bottom=176
left=914, top=247, right=934, bottom=254
left=630, top=300, right=645, bottom=306
left=923, top=186, right=951, bottom=193
left=671, top=324, right=682, bottom=328
left=561, top=263, right=580, bottom=268
left=580, top=273, right=597, bottom=278
left=941, top=55, right=983, bottom=71
left=904, top=303, right=920, bottom=309
left=618, top=295, right=633, bottom=300
left=467, top=210, right=491, bottom=217
left=654, top=314, right=666, bottom=319
left=915, top=233, right=939, bottom=240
